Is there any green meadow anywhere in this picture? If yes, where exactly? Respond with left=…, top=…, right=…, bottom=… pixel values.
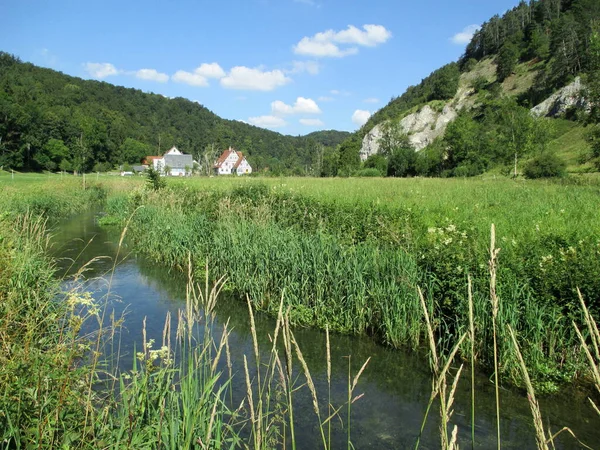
left=2, top=173, right=600, bottom=448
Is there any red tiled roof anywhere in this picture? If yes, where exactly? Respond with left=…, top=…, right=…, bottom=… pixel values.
left=233, top=152, right=245, bottom=169
left=142, top=156, right=162, bottom=164
left=214, top=148, right=235, bottom=168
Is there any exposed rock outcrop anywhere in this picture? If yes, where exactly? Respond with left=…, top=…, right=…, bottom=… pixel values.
left=530, top=77, right=587, bottom=117
left=360, top=86, right=471, bottom=161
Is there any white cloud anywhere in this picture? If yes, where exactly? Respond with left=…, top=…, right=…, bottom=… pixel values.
left=172, top=70, right=209, bottom=87
left=135, top=68, right=169, bottom=83
left=294, top=24, right=392, bottom=58
left=272, top=97, right=321, bottom=115
left=84, top=62, right=119, bottom=78
left=247, top=115, right=287, bottom=128
left=221, top=66, right=292, bottom=91
left=288, top=60, right=320, bottom=75
left=196, top=62, right=226, bottom=79
left=451, top=24, right=480, bottom=45
left=318, top=96, right=334, bottom=102
left=172, top=63, right=224, bottom=87
left=300, top=118, right=324, bottom=127
left=352, top=109, right=371, bottom=126
left=363, top=97, right=379, bottom=103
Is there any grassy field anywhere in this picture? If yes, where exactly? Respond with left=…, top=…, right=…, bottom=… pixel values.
left=2, top=173, right=600, bottom=448
left=98, top=174, right=600, bottom=394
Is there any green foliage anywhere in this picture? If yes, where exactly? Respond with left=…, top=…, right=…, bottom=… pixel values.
left=360, top=63, right=460, bottom=136
left=118, top=137, right=150, bottom=164
left=102, top=178, right=600, bottom=388
left=523, top=153, right=567, bottom=178
left=0, top=52, right=338, bottom=175
left=586, top=125, right=600, bottom=169
left=337, top=135, right=361, bottom=174
left=363, top=154, right=388, bottom=174
left=387, top=146, right=417, bottom=177
left=146, top=166, right=166, bottom=190
left=497, top=41, right=520, bottom=81
left=354, top=168, right=383, bottom=177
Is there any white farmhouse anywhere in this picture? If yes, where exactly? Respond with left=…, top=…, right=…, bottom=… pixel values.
left=213, top=147, right=252, bottom=175
left=145, top=147, right=193, bottom=176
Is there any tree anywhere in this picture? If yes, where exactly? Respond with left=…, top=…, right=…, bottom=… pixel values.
left=363, top=154, right=388, bottom=175
left=387, top=145, right=417, bottom=177
left=523, top=153, right=566, bottom=178
left=337, top=136, right=361, bottom=175
left=35, top=138, right=68, bottom=171
left=496, top=41, right=520, bottom=81
left=378, top=121, right=410, bottom=157
left=118, top=138, right=149, bottom=164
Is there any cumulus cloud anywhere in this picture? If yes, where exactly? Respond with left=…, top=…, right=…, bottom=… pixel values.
left=294, top=24, right=392, bottom=58
left=363, top=97, right=379, bottom=103
left=84, top=62, right=119, bottom=78
left=172, top=63, right=224, bottom=87
left=135, top=68, right=169, bottom=83
left=247, top=115, right=287, bottom=128
left=451, top=24, right=480, bottom=45
left=272, top=97, right=321, bottom=115
left=299, top=118, right=324, bottom=126
left=352, top=109, right=371, bottom=126
left=196, top=62, right=226, bottom=79
left=172, top=70, right=209, bottom=86
left=221, top=66, right=292, bottom=91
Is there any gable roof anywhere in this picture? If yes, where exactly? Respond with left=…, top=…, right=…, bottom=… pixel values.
left=214, top=147, right=236, bottom=168
left=233, top=152, right=245, bottom=169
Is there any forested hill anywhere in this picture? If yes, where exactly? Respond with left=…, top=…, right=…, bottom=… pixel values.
left=327, top=0, right=600, bottom=178
left=359, top=0, right=599, bottom=139
left=0, top=52, right=347, bottom=174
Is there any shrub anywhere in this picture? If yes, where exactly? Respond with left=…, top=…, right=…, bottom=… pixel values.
left=523, top=153, right=566, bottom=178
left=146, top=166, right=166, bottom=190
left=354, top=168, right=383, bottom=177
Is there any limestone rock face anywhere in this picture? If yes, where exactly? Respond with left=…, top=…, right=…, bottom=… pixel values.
left=360, top=86, right=471, bottom=161
left=531, top=77, right=587, bottom=117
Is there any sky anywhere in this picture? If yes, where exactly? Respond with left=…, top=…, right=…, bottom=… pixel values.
left=0, top=0, right=521, bottom=136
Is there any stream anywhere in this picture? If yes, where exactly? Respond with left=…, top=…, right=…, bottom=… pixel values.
left=50, top=210, right=599, bottom=449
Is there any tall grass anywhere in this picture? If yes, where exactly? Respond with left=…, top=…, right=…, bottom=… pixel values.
left=100, top=180, right=592, bottom=389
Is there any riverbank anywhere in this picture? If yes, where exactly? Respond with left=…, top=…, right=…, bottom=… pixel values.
left=101, top=177, right=600, bottom=393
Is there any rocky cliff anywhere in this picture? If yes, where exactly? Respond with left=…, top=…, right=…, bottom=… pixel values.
left=530, top=77, right=587, bottom=117
left=360, top=86, right=472, bottom=161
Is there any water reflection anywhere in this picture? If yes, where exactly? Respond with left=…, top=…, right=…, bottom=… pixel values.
left=49, top=211, right=598, bottom=449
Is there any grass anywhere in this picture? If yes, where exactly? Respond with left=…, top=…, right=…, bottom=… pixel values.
left=2, top=174, right=600, bottom=448
left=99, top=175, right=600, bottom=390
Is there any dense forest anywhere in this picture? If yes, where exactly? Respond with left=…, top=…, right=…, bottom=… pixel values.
left=0, top=53, right=349, bottom=174
left=333, top=0, right=600, bottom=178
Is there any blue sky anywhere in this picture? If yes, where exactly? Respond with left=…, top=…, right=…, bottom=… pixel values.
left=1, top=0, right=520, bottom=136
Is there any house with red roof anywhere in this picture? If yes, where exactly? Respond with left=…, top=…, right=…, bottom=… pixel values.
left=213, top=147, right=252, bottom=175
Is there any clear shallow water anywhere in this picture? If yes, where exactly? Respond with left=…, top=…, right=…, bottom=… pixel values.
left=50, top=210, right=600, bottom=449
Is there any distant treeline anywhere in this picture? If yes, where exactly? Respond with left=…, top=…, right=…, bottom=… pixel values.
left=0, top=52, right=349, bottom=174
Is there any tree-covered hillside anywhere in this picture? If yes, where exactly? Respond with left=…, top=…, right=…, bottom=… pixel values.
left=0, top=52, right=338, bottom=174
left=331, top=0, right=600, bottom=179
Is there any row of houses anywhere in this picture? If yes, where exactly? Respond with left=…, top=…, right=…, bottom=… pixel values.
left=140, top=146, right=252, bottom=176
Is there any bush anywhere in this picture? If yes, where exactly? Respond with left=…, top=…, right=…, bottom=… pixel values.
left=523, top=153, right=566, bottom=178
left=354, top=168, right=383, bottom=177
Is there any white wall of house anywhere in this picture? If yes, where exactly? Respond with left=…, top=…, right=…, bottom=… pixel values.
left=236, top=158, right=252, bottom=175
left=153, top=158, right=164, bottom=172
left=217, top=152, right=240, bottom=175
